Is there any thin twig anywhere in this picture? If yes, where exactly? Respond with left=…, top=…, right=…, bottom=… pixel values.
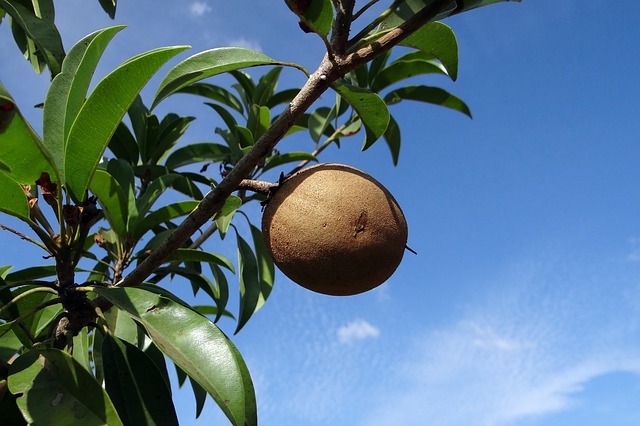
left=237, top=179, right=278, bottom=195
left=353, top=0, right=381, bottom=20
left=347, top=0, right=404, bottom=51
left=0, top=223, right=50, bottom=253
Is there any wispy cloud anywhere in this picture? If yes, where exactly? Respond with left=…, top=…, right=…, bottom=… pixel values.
left=337, top=319, right=380, bottom=344
left=357, top=253, right=640, bottom=426
left=226, top=37, right=262, bottom=52
left=189, top=1, right=212, bottom=17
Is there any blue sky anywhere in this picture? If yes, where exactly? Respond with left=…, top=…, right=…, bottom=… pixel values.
left=2, top=1, right=640, bottom=425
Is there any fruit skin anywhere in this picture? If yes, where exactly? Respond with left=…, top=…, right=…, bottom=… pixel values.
left=261, top=163, right=408, bottom=296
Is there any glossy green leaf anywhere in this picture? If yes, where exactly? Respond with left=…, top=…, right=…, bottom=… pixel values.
left=0, top=171, right=30, bottom=221
left=378, top=18, right=458, bottom=81
left=0, top=320, right=16, bottom=339
left=155, top=266, right=220, bottom=303
left=148, top=114, right=195, bottom=166
left=253, top=66, right=282, bottom=106
left=371, top=51, right=449, bottom=92
left=135, top=174, right=181, bottom=220
left=4, top=266, right=56, bottom=284
left=234, top=231, right=260, bottom=334
left=175, top=83, right=244, bottom=113
left=43, top=26, right=125, bottom=181
left=8, top=348, right=124, bottom=425
left=446, top=0, right=523, bottom=17
left=192, top=305, right=235, bottom=320
left=64, top=45, right=189, bottom=201
left=384, top=85, right=472, bottom=117
left=0, top=0, right=65, bottom=76
left=285, top=0, right=334, bottom=37
left=246, top=104, right=270, bottom=142
left=333, top=83, right=390, bottom=149
left=102, top=333, right=179, bottom=426
left=266, top=88, right=300, bottom=109
left=153, top=47, right=283, bottom=108
left=214, top=195, right=242, bottom=237
left=71, top=327, right=91, bottom=372
left=383, top=114, right=402, bottom=165
left=400, top=22, right=459, bottom=81
left=98, top=0, right=117, bottom=18
left=103, top=305, right=139, bottom=344
left=308, top=106, right=336, bottom=143
left=167, top=248, right=235, bottom=272
left=90, top=168, right=128, bottom=236
left=132, top=200, right=198, bottom=239
left=91, top=286, right=257, bottom=426
left=0, top=82, right=54, bottom=185
left=108, top=121, right=140, bottom=164
left=262, top=152, right=317, bottom=173
left=0, top=376, right=25, bottom=426
left=165, top=142, right=231, bottom=169
left=209, top=263, right=230, bottom=323
left=249, top=224, right=275, bottom=312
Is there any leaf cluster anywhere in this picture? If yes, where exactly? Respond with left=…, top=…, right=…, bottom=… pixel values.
left=0, top=0, right=521, bottom=424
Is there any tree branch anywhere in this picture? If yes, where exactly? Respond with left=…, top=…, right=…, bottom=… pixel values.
left=116, top=0, right=453, bottom=288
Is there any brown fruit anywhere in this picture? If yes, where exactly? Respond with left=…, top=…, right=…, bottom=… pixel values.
left=261, top=163, right=408, bottom=296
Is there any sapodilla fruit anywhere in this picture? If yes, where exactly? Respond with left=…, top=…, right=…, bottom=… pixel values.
left=261, top=163, right=408, bottom=296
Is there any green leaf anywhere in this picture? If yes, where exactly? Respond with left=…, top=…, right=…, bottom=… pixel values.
left=209, top=264, right=230, bottom=323
left=0, top=0, right=65, bottom=76
left=285, top=0, right=334, bottom=37
left=383, top=114, right=402, bottom=165
left=175, top=83, right=244, bottom=113
left=98, top=0, right=117, bottom=19
left=43, top=26, right=125, bottom=182
left=90, top=168, right=128, bottom=236
left=384, top=85, right=472, bottom=117
left=308, top=106, right=336, bottom=143
left=447, top=0, right=523, bottom=17
left=8, top=348, right=124, bottom=425
left=165, top=142, right=231, bottom=169
left=214, top=195, right=242, bottom=238
left=147, top=114, right=195, bottom=166
left=399, top=22, right=459, bottom=81
left=249, top=224, right=275, bottom=312
left=167, top=248, right=235, bottom=272
left=153, top=47, right=283, bottom=108
left=333, top=83, right=390, bottom=150
left=371, top=51, right=450, bottom=92
left=132, top=200, right=199, bottom=240
left=103, top=305, right=139, bottom=344
left=253, top=66, right=282, bottom=106
left=246, top=104, right=270, bottom=142
left=265, top=88, right=300, bottom=109
left=91, top=286, right=257, bottom=426
left=262, top=152, right=317, bottom=173
left=135, top=174, right=181, bottom=220
left=0, top=82, right=54, bottom=185
left=4, top=266, right=56, bottom=284
left=72, top=327, right=91, bottom=373
left=0, top=376, right=25, bottom=426
left=108, top=121, right=140, bottom=164
left=64, top=45, right=189, bottom=201
left=0, top=171, right=30, bottom=221
left=102, top=333, right=179, bottom=426
left=234, top=231, right=260, bottom=334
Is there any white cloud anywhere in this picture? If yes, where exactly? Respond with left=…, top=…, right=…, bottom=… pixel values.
left=189, top=1, right=212, bottom=17
left=226, top=37, right=262, bottom=52
left=357, top=253, right=640, bottom=426
left=337, top=319, right=380, bottom=344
